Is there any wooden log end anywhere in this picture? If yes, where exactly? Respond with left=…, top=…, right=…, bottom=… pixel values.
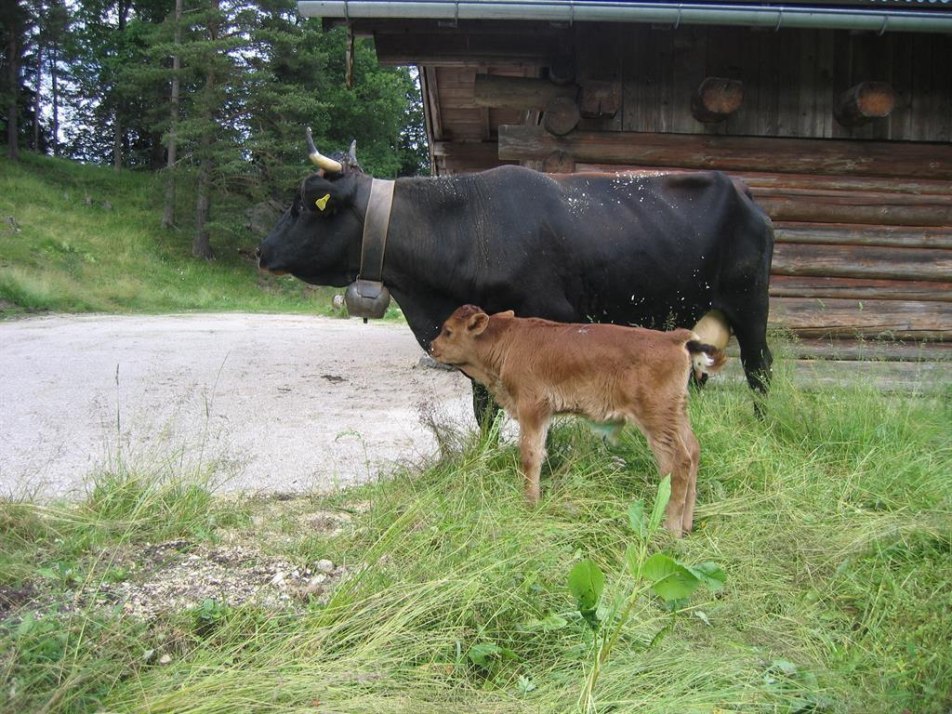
left=691, top=77, right=744, bottom=124
left=579, top=80, right=621, bottom=118
left=542, top=95, right=581, bottom=136
left=835, top=81, right=896, bottom=127
left=542, top=150, right=575, bottom=174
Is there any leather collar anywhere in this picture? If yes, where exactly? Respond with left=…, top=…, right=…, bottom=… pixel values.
left=359, top=179, right=395, bottom=283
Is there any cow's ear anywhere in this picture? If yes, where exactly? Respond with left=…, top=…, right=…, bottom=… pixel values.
left=302, top=175, right=353, bottom=217
left=496, top=310, right=515, bottom=319
left=313, top=192, right=332, bottom=212
left=466, top=312, right=490, bottom=336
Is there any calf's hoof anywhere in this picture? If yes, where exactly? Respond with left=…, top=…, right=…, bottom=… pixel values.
left=663, top=516, right=685, bottom=539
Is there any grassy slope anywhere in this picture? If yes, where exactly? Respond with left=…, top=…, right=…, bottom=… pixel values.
left=0, top=153, right=337, bottom=315
left=1, top=367, right=950, bottom=713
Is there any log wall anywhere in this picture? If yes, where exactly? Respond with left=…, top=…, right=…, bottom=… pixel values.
left=366, top=18, right=952, bottom=354
left=489, top=24, right=952, bottom=352
left=569, top=24, right=952, bottom=143
left=498, top=127, right=952, bottom=348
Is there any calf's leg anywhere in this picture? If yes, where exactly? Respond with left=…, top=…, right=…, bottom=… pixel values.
left=643, top=424, right=696, bottom=538
left=677, top=420, right=701, bottom=534
left=517, top=403, right=551, bottom=505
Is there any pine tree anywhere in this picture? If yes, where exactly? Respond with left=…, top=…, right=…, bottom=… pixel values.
left=1, top=0, right=31, bottom=159
left=243, top=5, right=427, bottom=196
left=67, top=0, right=174, bottom=167
left=161, top=0, right=182, bottom=229
left=26, top=0, right=69, bottom=154
left=19, top=0, right=427, bottom=259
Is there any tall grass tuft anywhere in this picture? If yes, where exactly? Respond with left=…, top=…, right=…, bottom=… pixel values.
left=0, top=464, right=248, bottom=713
left=1, top=371, right=949, bottom=713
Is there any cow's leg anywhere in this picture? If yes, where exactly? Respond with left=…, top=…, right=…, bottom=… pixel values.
left=720, top=301, right=773, bottom=396
left=738, top=332, right=773, bottom=395
left=517, top=403, right=550, bottom=505
left=471, top=381, right=502, bottom=429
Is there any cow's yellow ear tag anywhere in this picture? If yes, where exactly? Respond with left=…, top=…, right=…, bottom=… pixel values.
left=315, top=193, right=331, bottom=211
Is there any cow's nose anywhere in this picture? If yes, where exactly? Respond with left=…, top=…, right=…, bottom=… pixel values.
left=255, top=246, right=268, bottom=269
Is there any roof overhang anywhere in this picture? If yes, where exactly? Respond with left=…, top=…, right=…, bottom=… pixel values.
left=298, top=1, right=952, bottom=34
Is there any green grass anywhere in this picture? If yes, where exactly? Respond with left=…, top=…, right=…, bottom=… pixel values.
left=2, top=151, right=949, bottom=712
left=2, top=369, right=949, bottom=713
left=0, top=152, right=345, bottom=316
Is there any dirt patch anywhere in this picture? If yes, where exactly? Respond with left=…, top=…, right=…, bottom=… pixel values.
left=4, top=497, right=362, bottom=623
left=0, top=313, right=475, bottom=501
left=96, top=539, right=349, bottom=619
left=0, top=583, right=38, bottom=620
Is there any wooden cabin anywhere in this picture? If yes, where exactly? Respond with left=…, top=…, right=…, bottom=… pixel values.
left=304, top=0, right=951, bottom=373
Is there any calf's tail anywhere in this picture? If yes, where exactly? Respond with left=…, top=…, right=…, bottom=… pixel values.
left=686, top=340, right=727, bottom=380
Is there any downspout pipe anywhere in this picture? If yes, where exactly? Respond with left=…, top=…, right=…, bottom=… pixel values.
left=297, top=1, right=952, bottom=34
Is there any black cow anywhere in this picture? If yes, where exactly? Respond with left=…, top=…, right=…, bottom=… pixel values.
left=257, top=139, right=774, bottom=420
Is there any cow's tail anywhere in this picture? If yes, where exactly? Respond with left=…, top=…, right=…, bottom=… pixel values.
left=686, top=339, right=727, bottom=380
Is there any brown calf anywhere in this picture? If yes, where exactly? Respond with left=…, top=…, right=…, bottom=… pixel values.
left=430, top=305, right=726, bottom=537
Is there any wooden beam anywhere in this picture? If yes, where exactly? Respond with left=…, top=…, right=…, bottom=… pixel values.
left=366, top=20, right=560, bottom=65
left=497, top=125, right=952, bottom=179
left=430, top=141, right=508, bottom=173
left=741, top=173, right=952, bottom=197
left=771, top=243, right=952, bottom=283
left=834, top=81, right=896, bottom=128
left=781, top=359, right=949, bottom=391
left=773, top=223, right=952, bottom=251
left=754, top=188, right=952, bottom=227
left=779, top=338, right=952, bottom=363
left=770, top=276, right=952, bottom=303
left=691, top=77, right=744, bottom=124
left=473, top=74, right=575, bottom=110
left=420, top=67, right=443, bottom=142
left=769, top=297, right=950, bottom=340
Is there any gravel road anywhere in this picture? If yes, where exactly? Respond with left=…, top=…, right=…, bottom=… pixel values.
left=1, top=313, right=475, bottom=501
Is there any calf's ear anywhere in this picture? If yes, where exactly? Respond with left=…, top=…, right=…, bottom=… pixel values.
left=466, top=312, right=490, bottom=335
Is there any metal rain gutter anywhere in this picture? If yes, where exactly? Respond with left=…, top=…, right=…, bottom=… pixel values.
left=297, top=1, right=952, bottom=33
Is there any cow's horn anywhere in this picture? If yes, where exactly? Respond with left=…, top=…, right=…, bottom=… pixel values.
left=306, top=127, right=343, bottom=173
